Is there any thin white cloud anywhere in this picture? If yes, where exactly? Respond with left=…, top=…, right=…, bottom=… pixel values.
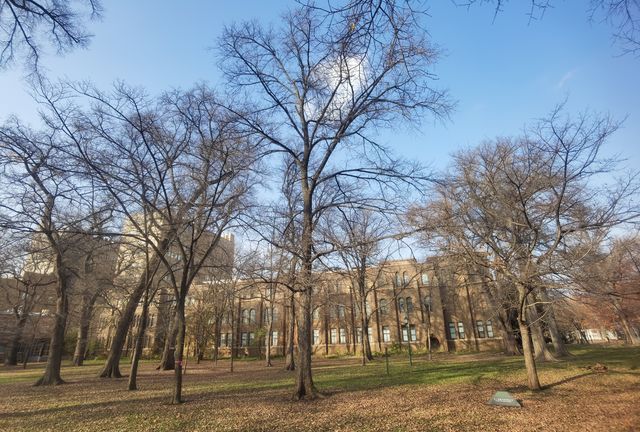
left=556, top=69, right=577, bottom=89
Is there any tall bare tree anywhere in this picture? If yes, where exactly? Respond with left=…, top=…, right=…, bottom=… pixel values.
left=219, top=1, right=449, bottom=399
left=0, top=118, right=107, bottom=385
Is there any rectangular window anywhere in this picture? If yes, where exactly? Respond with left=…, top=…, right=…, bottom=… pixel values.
left=313, top=329, right=320, bottom=345
left=402, top=325, right=417, bottom=342
left=476, top=320, right=485, bottom=338
left=448, top=322, right=457, bottom=339
left=382, top=326, right=391, bottom=342
left=457, top=322, right=466, bottom=339
left=339, top=328, right=347, bottom=344
left=338, top=305, right=346, bottom=319
left=367, top=327, right=373, bottom=341
left=330, top=328, right=337, bottom=344
left=486, top=320, right=494, bottom=338
left=248, top=332, right=255, bottom=346
left=313, top=307, right=320, bottom=320
left=423, top=296, right=432, bottom=312
left=356, top=327, right=362, bottom=343
left=271, top=331, right=278, bottom=346
left=241, top=332, right=248, bottom=347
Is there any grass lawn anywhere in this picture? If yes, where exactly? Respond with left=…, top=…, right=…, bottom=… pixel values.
left=0, top=345, right=638, bottom=431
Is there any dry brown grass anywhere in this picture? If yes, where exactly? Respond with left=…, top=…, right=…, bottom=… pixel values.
left=1, top=345, right=638, bottom=431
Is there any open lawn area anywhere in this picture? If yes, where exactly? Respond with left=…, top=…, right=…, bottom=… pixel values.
left=1, top=346, right=639, bottom=432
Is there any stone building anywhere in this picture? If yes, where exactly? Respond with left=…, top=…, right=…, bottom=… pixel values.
left=210, top=257, right=505, bottom=358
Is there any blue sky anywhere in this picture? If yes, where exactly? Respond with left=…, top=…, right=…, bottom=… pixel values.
left=0, top=0, right=638, bottom=173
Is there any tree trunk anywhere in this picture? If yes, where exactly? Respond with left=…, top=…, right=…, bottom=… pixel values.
left=360, top=312, right=373, bottom=364
left=4, top=317, right=27, bottom=366
left=158, top=311, right=178, bottom=370
left=618, top=311, right=640, bottom=345
left=128, top=288, right=150, bottom=390
left=99, top=243, right=167, bottom=378
left=517, top=285, right=541, bottom=391
left=285, top=293, right=296, bottom=371
left=527, top=303, right=557, bottom=361
left=498, top=313, right=519, bottom=355
left=213, top=316, right=221, bottom=365
left=518, top=318, right=541, bottom=390
left=35, top=287, right=69, bottom=386
left=265, top=308, right=273, bottom=367
left=613, top=298, right=640, bottom=345
left=172, top=300, right=186, bottom=404
left=73, top=291, right=99, bottom=366
left=539, top=289, right=570, bottom=356
left=293, top=287, right=317, bottom=400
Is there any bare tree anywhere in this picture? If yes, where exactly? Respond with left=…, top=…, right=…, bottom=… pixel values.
left=411, top=105, right=638, bottom=390
left=35, top=82, right=256, bottom=403
left=324, top=208, right=396, bottom=364
left=0, top=117, right=107, bottom=385
left=0, top=0, right=101, bottom=71
left=571, top=234, right=640, bottom=344
left=219, top=1, right=448, bottom=399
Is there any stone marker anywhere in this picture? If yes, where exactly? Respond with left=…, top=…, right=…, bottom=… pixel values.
left=488, top=391, right=521, bottom=407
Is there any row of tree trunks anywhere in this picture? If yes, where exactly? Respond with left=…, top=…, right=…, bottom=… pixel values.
left=98, top=243, right=168, bottom=378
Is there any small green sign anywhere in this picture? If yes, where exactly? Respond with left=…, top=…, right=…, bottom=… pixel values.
left=488, top=391, right=521, bottom=407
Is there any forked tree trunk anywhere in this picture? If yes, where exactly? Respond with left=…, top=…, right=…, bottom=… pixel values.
left=518, top=317, right=541, bottom=391
left=285, top=293, right=296, bottom=371
left=527, top=304, right=557, bottom=362
left=360, top=310, right=373, bottom=364
left=516, top=285, right=541, bottom=390
left=172, top=300, right=187, bottom=404
left=35, top=283, right=69, bottom=386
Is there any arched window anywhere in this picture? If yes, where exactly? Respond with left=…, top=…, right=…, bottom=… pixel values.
left=398, top=297, right=405, bottom=312
left=406, top=297, right=414, bottom=312
left=421, top=272, right=429, bottom=285
left=394, top=272, right=401, bottom=287
left=241, top=309, right=248, bottom=324
left=402, top=272, right=410, bottom=286
left=249, top=309, right=256, bottom=324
